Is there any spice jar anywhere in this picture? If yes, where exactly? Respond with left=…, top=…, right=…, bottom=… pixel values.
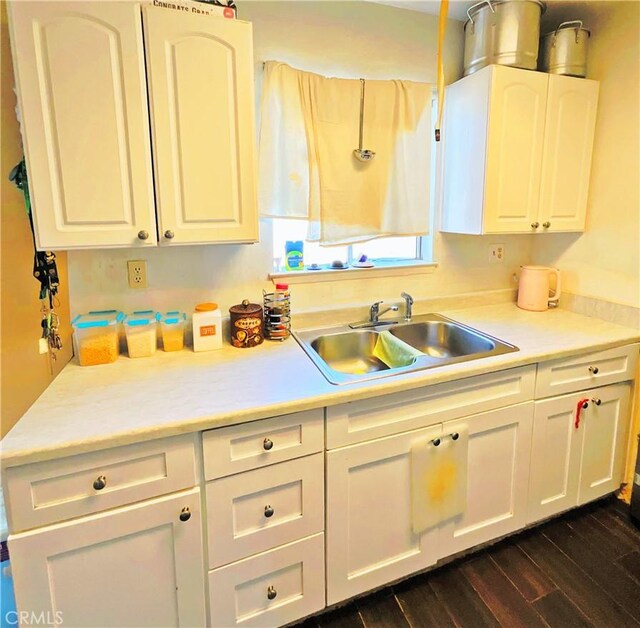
left=229, top=300, right=264, bottom=348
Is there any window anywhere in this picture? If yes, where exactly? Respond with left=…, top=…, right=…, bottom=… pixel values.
left=272, top=219, right=429, bottom=272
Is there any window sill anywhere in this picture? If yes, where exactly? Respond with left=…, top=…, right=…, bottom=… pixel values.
left=269, top=261, right=437, bottom=284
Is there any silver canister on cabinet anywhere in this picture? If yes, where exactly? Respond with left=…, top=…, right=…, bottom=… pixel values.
left=539, top=21, right=591, bottom=77
left=464, top=0, right=547, bottom=76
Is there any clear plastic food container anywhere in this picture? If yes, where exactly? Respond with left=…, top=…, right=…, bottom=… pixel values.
left=159, top=311, right=187, bottom=352
left=124, top=311, right=159, bottom=358
left=72, top=310, right=124, bottom=366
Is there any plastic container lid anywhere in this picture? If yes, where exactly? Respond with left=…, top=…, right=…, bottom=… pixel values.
left=275, top=283, right=289, bottom=290
left=195, top=302, right=218, bottom=312
left=159, top=311, right=187, bottom=325
left=124, top=310, right=159, bottom=327
left=72, top=310, right=124, bottom=329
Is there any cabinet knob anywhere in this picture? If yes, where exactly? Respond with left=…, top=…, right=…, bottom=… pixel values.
left=164, top=230, right=175, bottom=240
left=531, top=222, right=540, bottom=229
left=179, top=507, right=191, bottom=522
left=542, top=221, right=551, bottom=229
left=451, top=432, right=459, bottom=441
left=581, top=401, right=589, bottom=409
left=432, top=438, right=441, bottom=447
left=93, top=475, right=107, bottom=491
left=137, top=230, right=149, bottom=240
left=264, top=505, right=274, bottom=518
left=263, top=438, right=274, bottom=451
left=591, top=398, right=602, bottom=406
left=267, top=586, right=277, bottom=600
left=588, top=366, right=599, bottom=375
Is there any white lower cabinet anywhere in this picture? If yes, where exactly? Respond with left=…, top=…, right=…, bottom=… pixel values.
left=326, top=403, right=535, bottom=605
left=208, top=533, right=325, bottom=627
left=326, top=424, right=442, bottom=604
left=527, top=383, right=631, bottom=524
left=9, top=488, right=206, bottom=628
left=438, top=403, right=534, bottom=557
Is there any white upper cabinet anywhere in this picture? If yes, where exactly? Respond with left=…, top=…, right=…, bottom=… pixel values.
left=539, top=75, right=599, bottom=231
left=483, top=68, right=548, bottom=233
left=8, top=2, right=258, bottom=250
left=8, top=1, right=157, bottom=249
left=144, top=7, right=258, bottom=245
left=441, top=65, right=599, bottom=235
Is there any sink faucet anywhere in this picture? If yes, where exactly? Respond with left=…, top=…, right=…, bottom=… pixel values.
left=401, top=292, right=414, bottom=321
left=370, top=300, right=399, bottom=323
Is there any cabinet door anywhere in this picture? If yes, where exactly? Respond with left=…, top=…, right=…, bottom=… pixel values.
left=143, top=7, right=258, bottom=245
left=439, top=403, right=534, bottom=557
left=440, top=69, right=491, bottom=235
left=579, top=383, right=631, bottom=504
left=539, top=75, right=599, bottom=232
left=8, top=1, right=157, bottom=249
left=528, top=395, right=583, bottom=524
left=484, top=66, right=548, bottom=233
left=9, top=489, right=206, bottom=627
left=326, top=425, right=441, bottom=605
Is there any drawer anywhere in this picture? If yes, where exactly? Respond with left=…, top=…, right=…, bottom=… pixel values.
left=208, top=533, right=325, bottom=628
left=326, top=365, right=536, bottom=448
left=4, top=435, right=197, bottom=533
left=535, top=344, right=638, bottom=398
left=206, top=453, right=324, bottom=568
left=203, top=408, right=323, bottom=480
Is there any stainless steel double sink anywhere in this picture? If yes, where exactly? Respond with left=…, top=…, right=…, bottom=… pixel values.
left=293, top=314, right=518, bottom=385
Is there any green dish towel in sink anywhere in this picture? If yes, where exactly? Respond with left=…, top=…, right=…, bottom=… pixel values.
left=373, top=331, right=423, bottom=369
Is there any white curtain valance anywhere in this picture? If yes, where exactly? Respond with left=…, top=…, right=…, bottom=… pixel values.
left=258, top=61, right=433, bottom=246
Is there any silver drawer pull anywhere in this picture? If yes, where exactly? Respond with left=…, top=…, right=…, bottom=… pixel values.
left=591, top=398, right=602, bottom=406
left=264, top=505, right=274, bottom=518
left=451, top=432, right=460, bottom=441
left=263, top=438, right=274, bottom=451
left=432, top=438, right=441, bottom=447
left=179, top=507, right=191, bottom=522
left=93, top=475, right=107, bottom=491
left=588, top=366, right=599, bottom=374
left=267, top=586, right=277, bottom=600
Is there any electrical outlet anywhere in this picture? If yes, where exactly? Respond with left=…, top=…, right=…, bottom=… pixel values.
left=127, top=260, right=147, bottom=289
left=489, top=244, right=505, bottom=264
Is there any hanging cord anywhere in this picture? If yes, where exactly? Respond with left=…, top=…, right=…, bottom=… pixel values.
left=8, top=159, right=62, bottom=353
left=435, top=0, right=449, bottom=142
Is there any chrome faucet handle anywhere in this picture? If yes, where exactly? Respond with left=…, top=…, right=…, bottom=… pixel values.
left=401, top=292, right=414, bottom=320
left=370, top=301, right=384, bottom=322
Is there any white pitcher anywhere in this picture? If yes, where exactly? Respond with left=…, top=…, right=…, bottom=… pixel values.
left=517, top=266, right=562, bottom=311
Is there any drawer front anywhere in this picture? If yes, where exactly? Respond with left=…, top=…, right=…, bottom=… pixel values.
left=207, top=454, right=324, bottom=568
left=208, top=533, right=325, bottom=628
left=203, top=409, right=324, bottom=480
left=5, top=435, right=197, bottom=533
left=326, top=366, right=536, bottom=448
left=535, top=344, right=638, bottom=398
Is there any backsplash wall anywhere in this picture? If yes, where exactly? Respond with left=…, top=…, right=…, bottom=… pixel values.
left=68, top=1, right=535, bottom=318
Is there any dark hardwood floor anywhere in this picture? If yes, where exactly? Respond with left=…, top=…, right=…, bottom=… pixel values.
left=301, top=497, right=640, bottom=628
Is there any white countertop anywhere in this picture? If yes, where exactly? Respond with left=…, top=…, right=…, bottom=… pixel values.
left=2, top=304, right=639, bottom=467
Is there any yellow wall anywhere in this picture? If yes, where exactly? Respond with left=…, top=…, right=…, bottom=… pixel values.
left=0, top=2, right=72, bottom=437
left=534, top=1, right=640, bottom=309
